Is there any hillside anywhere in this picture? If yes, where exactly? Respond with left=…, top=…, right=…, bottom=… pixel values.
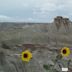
left=0, top=16, right=72, bottom=72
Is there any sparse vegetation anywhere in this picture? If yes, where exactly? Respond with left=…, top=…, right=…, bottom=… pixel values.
left=0, top=16, right=72, bottom=72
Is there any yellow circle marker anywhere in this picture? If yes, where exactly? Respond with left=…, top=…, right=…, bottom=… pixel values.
left=61, top=47, right=71, bottom=57
left=21, top=50, right=32, bottom=62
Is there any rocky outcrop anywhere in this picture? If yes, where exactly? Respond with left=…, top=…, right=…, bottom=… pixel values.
left=54, top=16, right=63, bottom=30
left=54, top=16, right=70, bottom=31
left=63, top=18, right=70, bottom=31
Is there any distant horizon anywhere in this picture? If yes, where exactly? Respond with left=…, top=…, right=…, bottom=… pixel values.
left=0, top=16, right=71, bottom=23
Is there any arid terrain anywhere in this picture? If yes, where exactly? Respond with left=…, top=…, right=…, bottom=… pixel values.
left=0, top=16, right=72, bottom=72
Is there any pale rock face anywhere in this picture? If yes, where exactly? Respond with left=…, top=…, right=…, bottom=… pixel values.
left=54, top=16, right=70, bottom=32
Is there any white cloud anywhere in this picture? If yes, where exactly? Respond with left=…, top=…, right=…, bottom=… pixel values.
left=0, top=15, right=23, bottom=22
left=27, top=18, right=33, bottom=21
left=0, top=0, right=71, bottom=11
left=0, top=15, right=10, bottom=19
left=0, top=0, right=72, bottom=22
left=0, top=15, right=12, bottom=22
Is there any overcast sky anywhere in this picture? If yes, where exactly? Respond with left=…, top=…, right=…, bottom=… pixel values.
left=0, top=0, right=72, bottom=22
